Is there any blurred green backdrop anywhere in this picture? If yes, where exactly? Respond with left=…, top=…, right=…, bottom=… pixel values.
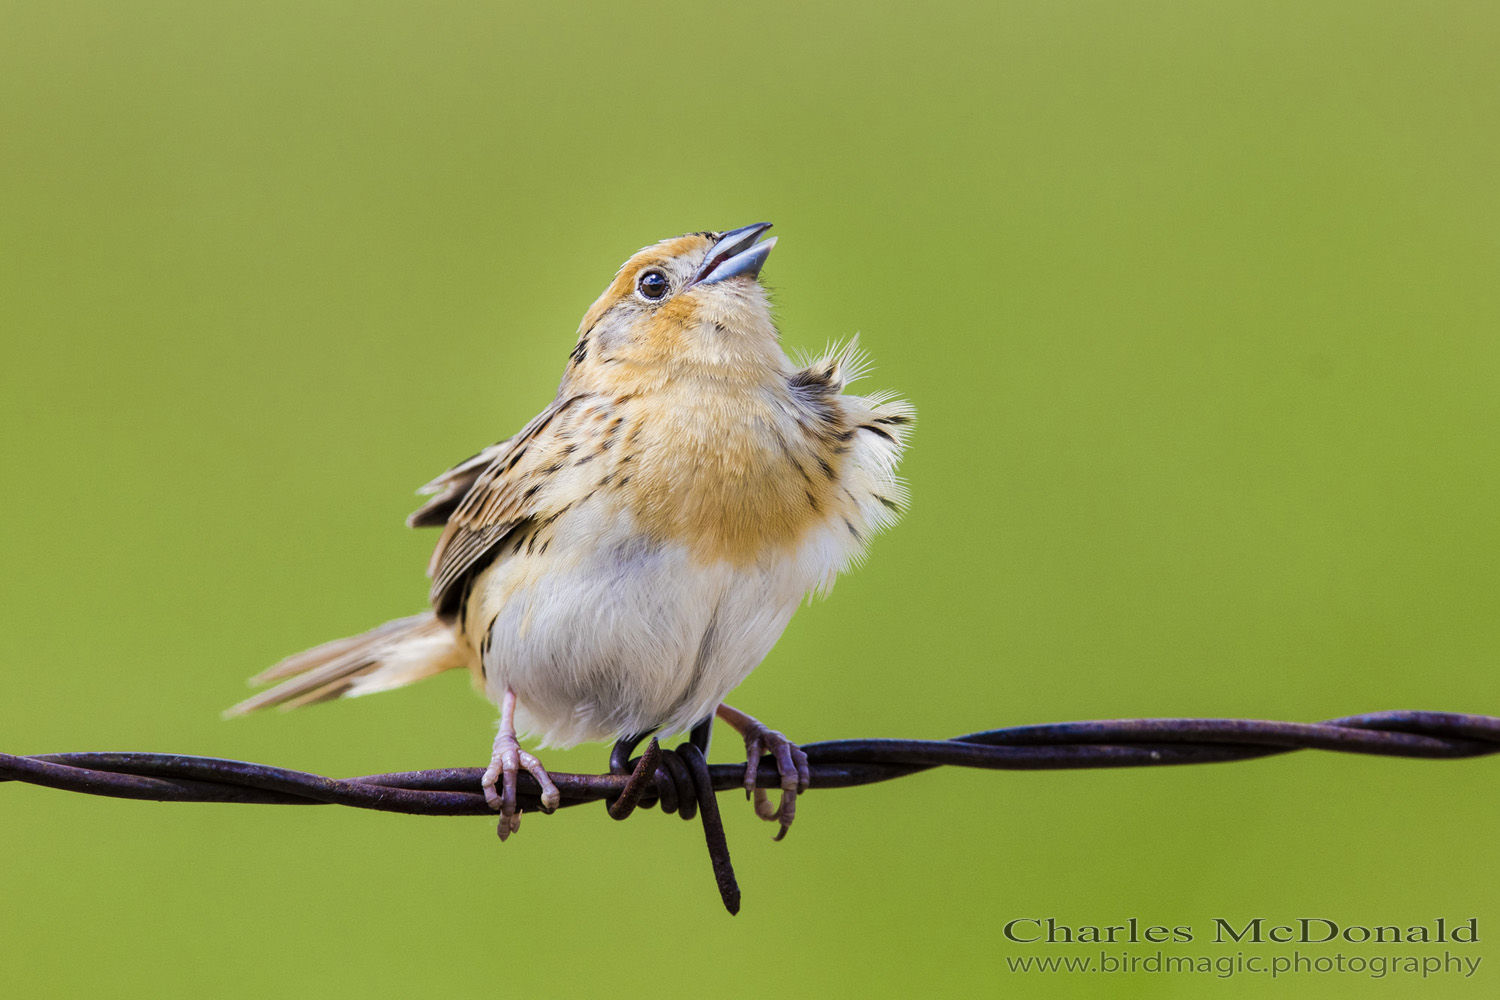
left=3, top=2, right=1498, bottom=997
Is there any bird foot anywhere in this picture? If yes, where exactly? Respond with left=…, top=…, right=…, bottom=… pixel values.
left=735, top=718, right=810, bottom=841
left=482, top=730, right=560, bottom=840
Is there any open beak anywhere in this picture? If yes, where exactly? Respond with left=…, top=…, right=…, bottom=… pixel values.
left=688, top=222, right=776, bottom=288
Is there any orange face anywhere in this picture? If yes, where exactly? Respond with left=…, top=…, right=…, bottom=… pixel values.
left=567, top=228, right=783, bottom=391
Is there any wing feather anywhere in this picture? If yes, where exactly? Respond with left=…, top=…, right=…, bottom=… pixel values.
left=407, top=447, right=502, bottom=528
left=416, top=394, right=589, bottom=616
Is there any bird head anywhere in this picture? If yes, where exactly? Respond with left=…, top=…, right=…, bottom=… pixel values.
left=566, top=224, right=781, bottom=388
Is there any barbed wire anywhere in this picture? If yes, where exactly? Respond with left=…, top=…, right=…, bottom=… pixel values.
left=4, top=710, right=1497, bottom=914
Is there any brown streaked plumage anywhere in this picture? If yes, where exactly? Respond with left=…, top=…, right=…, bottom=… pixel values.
left=228, top=223, right=913, bottom=841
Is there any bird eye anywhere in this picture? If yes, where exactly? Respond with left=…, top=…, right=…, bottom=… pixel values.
left=636, top=270, right=669, bottom=301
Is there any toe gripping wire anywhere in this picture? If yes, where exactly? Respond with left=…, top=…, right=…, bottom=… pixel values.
left=607, top=719, right=739, bottom=915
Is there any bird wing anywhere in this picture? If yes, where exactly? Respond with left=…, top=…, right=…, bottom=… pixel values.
left=407, top=447, right=506, bottom=529
left=414, top=394, right=588, bottom=616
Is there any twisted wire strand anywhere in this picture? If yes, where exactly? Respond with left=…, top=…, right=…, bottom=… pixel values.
left=6, top=710, right=1495, bottom=914
left=3, top=711, right=1495, bottom=813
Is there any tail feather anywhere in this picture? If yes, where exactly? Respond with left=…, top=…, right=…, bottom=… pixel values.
left=225, top=612, right=467, bottom=718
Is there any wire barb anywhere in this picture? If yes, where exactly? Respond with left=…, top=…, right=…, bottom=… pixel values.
left=607, top=738, right=661, bottom=821
left=4, top=711, right=1497, bottom=912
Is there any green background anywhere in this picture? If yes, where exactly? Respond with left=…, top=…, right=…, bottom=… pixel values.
left=3, top=2, right=1498, bottom=997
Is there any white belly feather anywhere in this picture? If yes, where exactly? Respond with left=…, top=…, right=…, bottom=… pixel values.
left=473, top=499, right=857, bottom=747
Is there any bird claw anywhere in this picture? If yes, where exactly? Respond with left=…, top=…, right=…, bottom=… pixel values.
left=739, top=722, right=810, bottom=840
left=482, top=732, right=560, bottom=841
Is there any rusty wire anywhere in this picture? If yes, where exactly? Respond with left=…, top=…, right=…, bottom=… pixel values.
left=4, top=710, right=1498, bottom=914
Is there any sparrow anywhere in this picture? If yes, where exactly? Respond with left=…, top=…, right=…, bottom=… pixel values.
left=227, top=223, right=913, bottom=840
